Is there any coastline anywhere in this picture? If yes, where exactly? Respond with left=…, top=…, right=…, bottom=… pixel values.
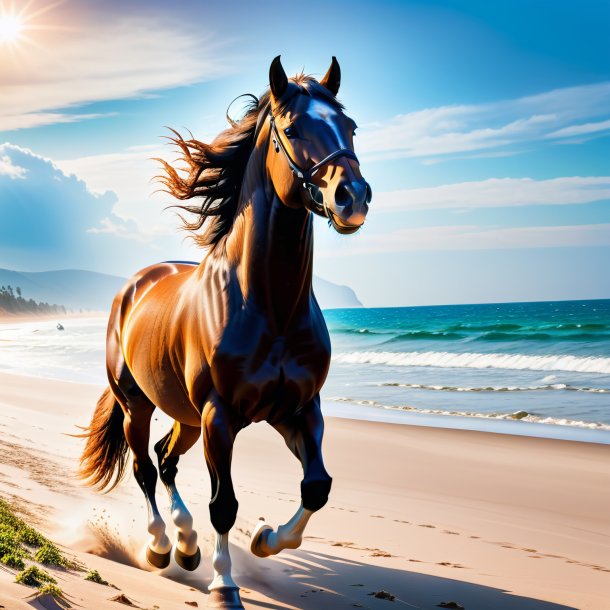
left=0, top=311, right=106, bottom=323
left=0, top=371, right=609, bottom=609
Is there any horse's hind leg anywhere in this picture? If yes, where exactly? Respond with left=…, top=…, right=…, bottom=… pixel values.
left=117, top=384, right=172, bottom=569
left=154, top=421, right=202, bottom=571
left=250, top=396, right=332, bottom=557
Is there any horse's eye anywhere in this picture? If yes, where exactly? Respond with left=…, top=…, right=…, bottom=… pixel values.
left=284, top=126, right=296, bottom=139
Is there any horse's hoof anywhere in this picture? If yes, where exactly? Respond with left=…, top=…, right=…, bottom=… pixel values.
left=146, top=545, right=171, bottom=569
left=175, top=545, right=201, bottom=571
left=250, top=520, right=273, bottom=558
left=207, top=586, right=244, bottom=609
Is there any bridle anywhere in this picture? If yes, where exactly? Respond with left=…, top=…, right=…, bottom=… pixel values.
left=228, top=91, right=362, bottom=225
left=268, top=114, right=360, bottom=221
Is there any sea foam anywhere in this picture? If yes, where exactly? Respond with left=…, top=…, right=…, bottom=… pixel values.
left=333, top=350, right=610, bottom=374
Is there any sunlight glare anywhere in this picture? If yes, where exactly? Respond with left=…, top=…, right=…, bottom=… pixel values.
left=0, top=13, right=22, bottom=44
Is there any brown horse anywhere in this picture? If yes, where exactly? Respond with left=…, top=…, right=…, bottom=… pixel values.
left=79, top=56, right=370, bottom=609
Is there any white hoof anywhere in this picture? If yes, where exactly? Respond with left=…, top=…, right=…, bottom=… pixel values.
left=250, top=521, right=273, bottom=558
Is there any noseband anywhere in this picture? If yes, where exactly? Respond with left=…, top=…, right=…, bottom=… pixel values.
left=232, top=91, right=361, bottom=223
left=268, top=114, right=360, bottom=220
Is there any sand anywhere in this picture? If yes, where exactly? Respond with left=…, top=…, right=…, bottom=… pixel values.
left=0, top=370, right=609, bottom=610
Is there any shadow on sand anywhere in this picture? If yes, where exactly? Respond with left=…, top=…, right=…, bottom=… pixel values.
left=237, top=548, right=578, bottom=610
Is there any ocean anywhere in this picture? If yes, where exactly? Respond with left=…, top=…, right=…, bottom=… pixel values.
left=1, top=299, right=609, bottom=443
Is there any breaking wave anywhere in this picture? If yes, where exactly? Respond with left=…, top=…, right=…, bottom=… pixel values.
left=332, top=350, right=610, bottom=374
left=379, top=382, right=609, bottom=393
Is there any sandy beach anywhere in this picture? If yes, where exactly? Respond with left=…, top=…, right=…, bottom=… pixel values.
left=0, top=370, right=609, bottom=610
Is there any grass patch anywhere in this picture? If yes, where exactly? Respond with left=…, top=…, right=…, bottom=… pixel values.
left=84, top=569, right=109, bottom=585
left=0, top=497, right=83, bottom=571
left=1, top=552, right=26, bottom=569
left=35, top=543, right=66, bottom=566
left=34, top=583, right=71, bottom=609
left=0, top=498, right=50, bottom=548
left=0, top=497, right=51, bottom=568
left=38, top=582, right=64, bottom=596
left=15, top=565, right=57, bottom=587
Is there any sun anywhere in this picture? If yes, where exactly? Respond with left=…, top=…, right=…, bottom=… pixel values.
left=0, top=12, right=22, bottom=44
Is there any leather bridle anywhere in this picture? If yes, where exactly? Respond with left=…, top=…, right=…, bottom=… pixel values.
left=230, top=91, right=362, bottom=227
left=268, top=114, right=360, bottom=221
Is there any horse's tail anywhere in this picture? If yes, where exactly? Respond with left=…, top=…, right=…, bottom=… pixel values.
left=78, top=386, right=129, bottom=492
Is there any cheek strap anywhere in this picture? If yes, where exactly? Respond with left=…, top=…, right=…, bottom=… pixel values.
left=269, top=115, right=359, bottom=219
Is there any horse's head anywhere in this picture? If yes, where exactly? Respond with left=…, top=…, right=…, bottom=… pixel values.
left=264, top=56, right=371, bottom=234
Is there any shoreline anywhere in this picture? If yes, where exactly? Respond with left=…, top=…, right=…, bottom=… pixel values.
left=323, top=397, right=610, bottom=444
left=0, top=371, right=608, bottom=609
left=0, top=365, right=608, bottom=445
left=0, top=310, right=106, bottom=324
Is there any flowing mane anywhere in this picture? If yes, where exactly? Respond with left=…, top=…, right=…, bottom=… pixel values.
left=157, top=75, right=343, bottom=247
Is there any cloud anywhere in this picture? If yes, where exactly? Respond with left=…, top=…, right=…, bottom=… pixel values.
left=0, top=142, right=203, bottom=274
left=0, top=143, right=144, bottom=270
left=375, top=176, right=610, bottom=211
left=546, top=118, right=610, bottom=139
left=317, top=223, right=610, bottom=258
left=357, top=82, right=610, bottom=161
left=56, top=145, right=177, bottom=238
left=0, top=8, right=231, bottom=131
left=0, top=154, right=27, bottom=179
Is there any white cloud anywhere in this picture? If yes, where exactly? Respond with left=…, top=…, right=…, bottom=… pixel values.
left=0, top=10, right=231, bottom=131
left=357, top=82, right=610, bottom=161
left=318, top=223, right=610, bottom=258
left=56, top=145, right=178, bottom=237
left=546, top=119, right=610, bottom=139
left=376, top=176, right=610, bottom=211
left=0, top=142, right=203, bottom=274
left=87, top=217, right=150, bottom=243
left=0, top=154, right=26, bottom=179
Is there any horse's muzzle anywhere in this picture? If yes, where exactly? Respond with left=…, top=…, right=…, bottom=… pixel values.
left=330, top=179, right=371, bottom=233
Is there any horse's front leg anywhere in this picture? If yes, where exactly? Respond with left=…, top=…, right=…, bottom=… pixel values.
left=250, top=396, right=332, bottom=557
left=201, top=391, right=244, bottom=609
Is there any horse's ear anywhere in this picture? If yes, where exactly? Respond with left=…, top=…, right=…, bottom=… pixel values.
left=269, top=55, right=288, bottom=100
left=320, top=56, right=341, bottom=96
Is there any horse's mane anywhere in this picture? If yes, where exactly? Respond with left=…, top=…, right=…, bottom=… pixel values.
left=157, top=74, right=343, bottom=247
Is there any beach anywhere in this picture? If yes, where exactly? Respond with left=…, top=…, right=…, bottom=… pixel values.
left=0, top=370, right=609, bottom=609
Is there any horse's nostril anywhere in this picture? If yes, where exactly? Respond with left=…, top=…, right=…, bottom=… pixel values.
left=334, top=183, right=352, bottom=207
left=365, top=182, right=372, bottom=204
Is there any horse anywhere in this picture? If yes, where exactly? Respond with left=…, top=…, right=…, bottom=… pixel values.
left=79, top=55, right=371, bottom=609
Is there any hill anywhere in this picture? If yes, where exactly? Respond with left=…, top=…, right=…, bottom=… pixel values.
left=0, top=268, right=362, bottom=311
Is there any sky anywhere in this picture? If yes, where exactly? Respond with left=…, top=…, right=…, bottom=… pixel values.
left=0, top=0, right=609, bottom=306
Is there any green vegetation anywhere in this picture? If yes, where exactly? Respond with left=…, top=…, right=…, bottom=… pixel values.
left=15, top=565, right=56, bottom=587
left=38, top=583, right=64, bottom=597
left=35, top=543, right=66, bottom=567
left=1, top=552, right=26, bottom=569
left=0, top=497, right=83, bottom=575
left=84, top=569, right=109, bottom=585
left=0, top=285, right=66, bottom=315
left=0, top=498, right=51, bottom=568
left=0, top=498, right=51, bottom=549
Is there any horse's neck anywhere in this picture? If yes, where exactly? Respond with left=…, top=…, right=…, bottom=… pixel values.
left=224, top=155, right=314, bottom=331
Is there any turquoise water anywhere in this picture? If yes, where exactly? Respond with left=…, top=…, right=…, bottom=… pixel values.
left=1, top=299, right=609, bottom=441
left=322, top=300, right=610, bottom=437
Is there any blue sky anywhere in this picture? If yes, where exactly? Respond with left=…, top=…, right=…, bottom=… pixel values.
left=0, top=0, right=609, bottom=305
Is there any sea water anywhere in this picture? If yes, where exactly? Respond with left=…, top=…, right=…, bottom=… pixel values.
left=1, top=300, right=609, bottom=443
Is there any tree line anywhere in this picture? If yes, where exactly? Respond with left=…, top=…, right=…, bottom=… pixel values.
left=0, top=285, right=66, bottom=315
